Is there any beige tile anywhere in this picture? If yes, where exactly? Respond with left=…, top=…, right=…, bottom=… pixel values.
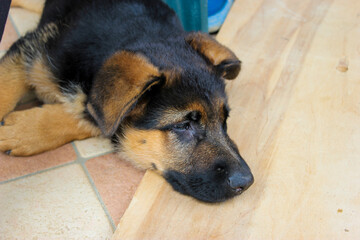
left=0, top=164, right=113, bottom=239
left=0, top=143, right=76, bottom=182
left=9, top=8, right=40, bottom=36
left=74, top=137, right=114, bottom=158
left=86, top=154, right=144, bottom=225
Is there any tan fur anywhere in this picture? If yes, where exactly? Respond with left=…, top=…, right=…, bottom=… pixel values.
left=62, top=90, right=102, bottom=137
left=0, top=35, right=100, bottom=156
left=219, top=103, right=227, bottom=123
left=186, top=102, right=208, bottom=122
left=162, top=68, right=182, bottom=87
left=88, top=51, right=162, bottom=136
left=0, top=56, right=29, bottom=120
left=120, top=101, right=213, bottom=175
left=112, top=51, right=160, bottom=85
left=28, top=57, right=64, bottom=104
left=157, top=108, right=192, bottom=126
left=119, top=128, right=172, bottom=172
left=157, top=102, right=208, bottom=127
left=119, top=101, right=216, bottom=175
left=0, top=20, right=60, bottom=120
left=186, top=32, right=237, bottom=66
left=11, top=0, right=45, bottom=14
left=101, top=51, right=159, bottom=124
left=120, top=126, right=211, bottom=174
left=0, top=103, right=97, bottom=156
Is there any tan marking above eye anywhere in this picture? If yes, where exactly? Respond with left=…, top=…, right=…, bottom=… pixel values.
left=185, top=102, right=207, bottom=122
left=219, top=103, right=229, bottom=123
left=157, top=102, right=208, bottom=127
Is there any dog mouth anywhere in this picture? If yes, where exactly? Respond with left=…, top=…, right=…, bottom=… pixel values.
left=164, top=170, right=250, bottom=203
left=233, top=187, right=244, bottom=194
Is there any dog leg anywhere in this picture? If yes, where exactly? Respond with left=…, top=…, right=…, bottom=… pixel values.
left=0, top=54, right=30, bottom=121
left=11, top=0, right=45, bottom=14
left=0, top=103, right=100, bottom=156
left=0, top=21, right=62, bottom=120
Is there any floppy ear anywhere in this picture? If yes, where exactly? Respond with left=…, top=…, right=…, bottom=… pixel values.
left=86, top=51, right=162, bottom=137
left=186, top=32, right=241, bottom=80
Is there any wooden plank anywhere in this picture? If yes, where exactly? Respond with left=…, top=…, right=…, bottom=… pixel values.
left=112, top=0, right=360, bottom=239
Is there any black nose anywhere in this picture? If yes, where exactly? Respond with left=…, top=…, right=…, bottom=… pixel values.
left=227, top=172, right=254, bottom=193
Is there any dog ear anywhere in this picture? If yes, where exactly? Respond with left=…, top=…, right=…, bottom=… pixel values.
left=86, top=51, right=162, bottom=137
left=186, top=32, right=241, bottom=80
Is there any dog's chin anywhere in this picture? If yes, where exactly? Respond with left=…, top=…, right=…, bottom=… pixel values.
left=164, top=170, right=238, bottom=203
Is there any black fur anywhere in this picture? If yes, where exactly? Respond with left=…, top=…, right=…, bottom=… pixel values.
left=38, top=0, right=229, bottom=134
left=37, top=0, right=206, bottom=95
left=5, top=0, right=254, bottom=202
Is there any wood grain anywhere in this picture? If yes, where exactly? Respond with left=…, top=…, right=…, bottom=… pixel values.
left=112, top=0, right=360, bottom=239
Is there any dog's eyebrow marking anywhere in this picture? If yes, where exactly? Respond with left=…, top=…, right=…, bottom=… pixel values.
left=159, top=102, right=207, bottom=127
left=158, top=109, right=191, bottom=126
left=213, top=97, right=229, bottom=121
left=185, top=102, right=207, bottom=121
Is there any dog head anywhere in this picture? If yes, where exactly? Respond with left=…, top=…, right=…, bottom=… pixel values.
left=87, top=32, right=254, bottom=203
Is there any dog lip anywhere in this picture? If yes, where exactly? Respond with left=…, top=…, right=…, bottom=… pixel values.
left=233, top=186, right=244, bottom=194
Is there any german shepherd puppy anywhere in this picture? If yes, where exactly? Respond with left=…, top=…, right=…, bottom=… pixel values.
left=0, top=0, right=253, bottom=202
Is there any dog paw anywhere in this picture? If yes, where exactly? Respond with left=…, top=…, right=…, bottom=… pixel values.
left=0, top=108, right=48, bottom=156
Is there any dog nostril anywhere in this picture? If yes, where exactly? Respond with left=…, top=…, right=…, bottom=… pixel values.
left=227, top=172, right=254, bottom=192
left=216, top=166, right=227, bottom=174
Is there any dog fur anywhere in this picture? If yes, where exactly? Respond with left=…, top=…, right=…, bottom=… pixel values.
left=0, top=0, right=253, bottom=202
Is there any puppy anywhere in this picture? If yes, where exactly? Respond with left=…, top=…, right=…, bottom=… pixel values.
left=0, top=0, right=253, bottom=202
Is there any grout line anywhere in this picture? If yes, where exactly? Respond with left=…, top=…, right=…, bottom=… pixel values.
left=0, top=161, right=76, bottom=185
left=1, top=146, right=117, bottom=231
left=8, top=12, right=21, bottom=37
left=71, top=141, right=82, bottom=160
left=81, top=150, right=115, bottom=162
left=70, top=141, right=117, bottom=231
left=1, top=141, right=116, bottom=231
left=71, top=141, right=115, bottom=163
left=80, top=162, right=117, bottom=231
left=71, top=141, right=116, bottom=230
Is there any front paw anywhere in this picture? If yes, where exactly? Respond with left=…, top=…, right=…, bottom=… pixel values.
left=0, top=109, right=46, bottom=156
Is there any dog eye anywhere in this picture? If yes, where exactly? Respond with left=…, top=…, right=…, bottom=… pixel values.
left=188, top=111, right=201, bottom=122
left=173, top=122, right=191, bottom=131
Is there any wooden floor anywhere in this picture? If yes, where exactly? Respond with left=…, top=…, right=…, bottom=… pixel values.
left=112, top=0, right=360, bottom=239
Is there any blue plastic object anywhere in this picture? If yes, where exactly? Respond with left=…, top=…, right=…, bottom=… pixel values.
left=162, top=0, right=208, bottom=32
left=208, top=0, right=233, bottom=33
left=208, top=0, right=226, bottom=16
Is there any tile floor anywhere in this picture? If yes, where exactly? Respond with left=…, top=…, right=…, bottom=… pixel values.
left=0, top=7, right=145, bottom=240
